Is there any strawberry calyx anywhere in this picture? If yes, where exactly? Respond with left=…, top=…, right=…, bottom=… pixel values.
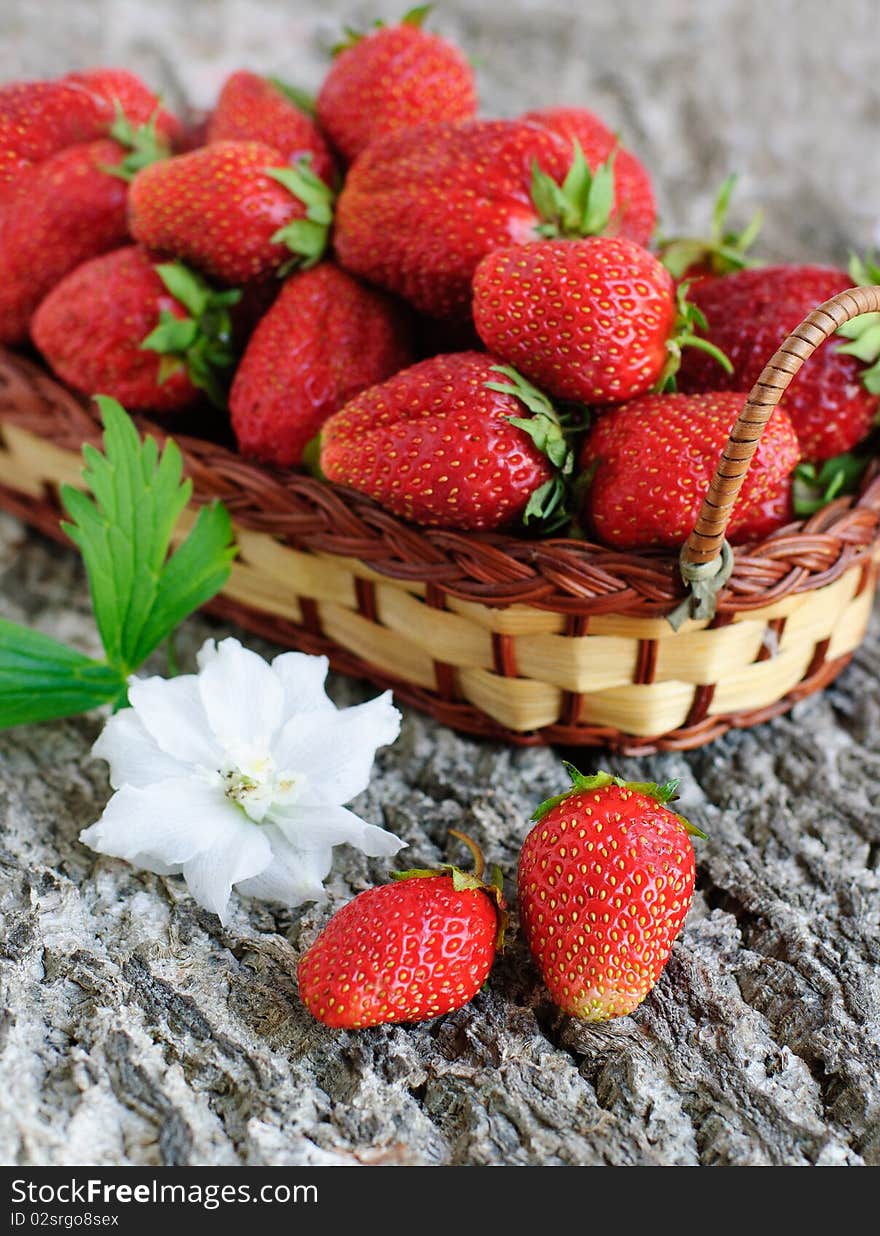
left=267, top=77, right=317, bottom=117
left=102, top=104, right=172, bottom=182
left=836, top=254, right=880, bottom=396
left=331, top=6, right=432, bottom=55
left=391, top=828, right=507, bottom=947
left=532, top=764, right=707, bottom=838
left=485, top=363, right=586, bottom=530
left=658, top=173, right=764, bottom=281
left=793, top=449, right=873, bottom=515
left=140, top=262, right=242, bottom=408
left=657, top=282, right=734, bottom=391
left=531, top=142, right=617, bottom=239
left=265, top=155, right=335, bottom=271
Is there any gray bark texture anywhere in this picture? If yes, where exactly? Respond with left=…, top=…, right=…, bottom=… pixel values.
left=1, top=0, right=880, bottom=1168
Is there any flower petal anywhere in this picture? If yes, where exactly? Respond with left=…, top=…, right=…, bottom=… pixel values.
left=272, top=692, right=401, bottom=805
left=92, top=707, right=191, bottom=789
left=198, top=637, right=284, bottom=752
left=128, top=673, right=221, bottom=769
left=236, top=826, right=333, bottom=906
left=270, top=803, right=405, bottom=857
left=182, top=826, right=272, bottom=924
left=271, top=651, right=334, bottom=717
left=79, top=777, right=247, bottom=867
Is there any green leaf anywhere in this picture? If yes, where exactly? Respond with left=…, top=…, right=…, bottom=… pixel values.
left=102, top=104, right=170, bottom=182
left=60, top=397, right=235, bottom=676
left=0, top=619, right=125, bottom=728
left=658, top=173, right=763, bottom=280
left=402, top=4, right=432, bottom=26
left=793, top=451, right=870, bottom=516
left=530, top=142, right=616, bottom=239
left=141, top=311, right=199, bottom=355
left=266, top=159, right=335, bottom=268
left=267, top=77, right=317, bottom=117
left=128, top=502, right=236, bottom=667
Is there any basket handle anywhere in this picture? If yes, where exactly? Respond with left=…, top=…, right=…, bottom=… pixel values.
left=671, top=284, right=880, bottom=625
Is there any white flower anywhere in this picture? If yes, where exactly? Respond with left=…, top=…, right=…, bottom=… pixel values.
left=80, top=638, right=404, bottom=923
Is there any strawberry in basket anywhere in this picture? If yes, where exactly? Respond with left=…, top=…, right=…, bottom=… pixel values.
left=230, top=263, right=414, bottom=467
left=580, top=390, right=801, bottom=549
left=321, top=352, right=577, bottom=531
left=0, top=68, right=178, bottom=193
left=206, top=70, right=334, bottom=183
left=316, top=6, right=477, bottom=165
left=0, top=116, right=170, bottom=345
left=333, top=117, right=655, bottom=319
left=129, top=139, right=335, bottom=284
left=677, top=264, right=880, bottom=461
left=31, top=247, right=241, bottom=411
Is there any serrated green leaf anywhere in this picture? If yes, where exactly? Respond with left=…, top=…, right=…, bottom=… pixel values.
left=0, top=619, right=126, bottom=728
left=129, top=501, right=236, bottom=666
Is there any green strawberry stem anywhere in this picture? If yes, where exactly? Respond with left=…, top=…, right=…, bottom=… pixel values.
left=532, top=764, right=707, bottom=838
left=657, top=282, right=734, bottom=390
left=837, top=254, right=880, bottom=395
left=140, top=262, right=242, bottom=408
left=102, top=104, right=171, bottom=182
left=485, top=364, right=587, bottom=531
left=658, top=173, right=764, bottom=280
left=531, top=142, right=617, bottom=239
left=392, top=829, right=507, bottom=946
left=266, top=156, right=335, bottom=271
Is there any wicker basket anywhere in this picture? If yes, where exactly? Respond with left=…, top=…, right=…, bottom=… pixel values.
left=2, top=286, right=880, bottom=753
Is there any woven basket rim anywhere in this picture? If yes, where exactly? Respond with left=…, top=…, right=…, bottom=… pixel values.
left=2, top=345, right=880, bottom=619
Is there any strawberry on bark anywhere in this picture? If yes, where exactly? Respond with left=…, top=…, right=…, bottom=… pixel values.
left=129, top=139, right=335, bottom=284
left=519, top=768, right=699, bottom=1022
left=299, top=832, right=505, bottom=1029
left=0, top=120, right=168, bottom=345
left=207, top=71, right=334, bottom=182
left=677, top=264, right=880, bottom=461
left=580, top=390, right=800, bottom=549
left=231, top=263, right=413, bottom=468
left=473, top=236, right=731, bottom=404
left=333, top=119, right=657, bottom=319
left=320, top=352, right=577, bottom=532
left=32, top=247, right=241, bottom=411
left=316, top=7, right=477, bottom=164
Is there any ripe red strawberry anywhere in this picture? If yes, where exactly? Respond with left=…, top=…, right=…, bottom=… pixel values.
left=523, top=106, right=656, bottom=247
left=206, top=71, right=334, bottom=183
left=299, top=834, right=505, bottom=1029
left=32, top=246, right=240, bottom=411
left=334, top=119, right=653, bottom=319
left=129, top=140, right=334, bottom=284
left=316, top=8, right=477, bottom=165
left=320, top=352, right=575, bottom=531
left=677, top=265, right=879, bottom=461
left=518, top=769, right=699, bottom=1022
left=64, top=68, right=181, bottom=145
left=0, top=71, right=176, bottom=193
left=231, top=263, right=413, bottom=467
left=0, top=135, right=158, bottom=346
left=580, top=391, right=800, bottom=549
left=473, top=237, right=730, bottom=404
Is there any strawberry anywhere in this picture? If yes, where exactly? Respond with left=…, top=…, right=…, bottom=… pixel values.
left=129, top=140, right=335, bottom=285
left=299, top=833, right=505, bottom=1029
left=231, top=263, right=413, bottom=467
left=32, top=247, right=240, bottom=411
left=316, top=7, right=477, bottom=165
left=677, top=265, right=879, bottom=461
left=472, top=236, right=731, bottom=404
left=0, top=123, right=167, bottom=346
left=518, top=769, right=699, bottom=1022
left=334, top=119, right=652, bottom=319
left=580, top=391, right=800, bottom=549
left=0, top=71, right=177, bottom=193
left=523, top=106, right=656, bottom=247
left=320, top=352, right=576, bottom=531
left=64, top=68, right=181, bottom=145
left=206, top=71, right=334, bottom=183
